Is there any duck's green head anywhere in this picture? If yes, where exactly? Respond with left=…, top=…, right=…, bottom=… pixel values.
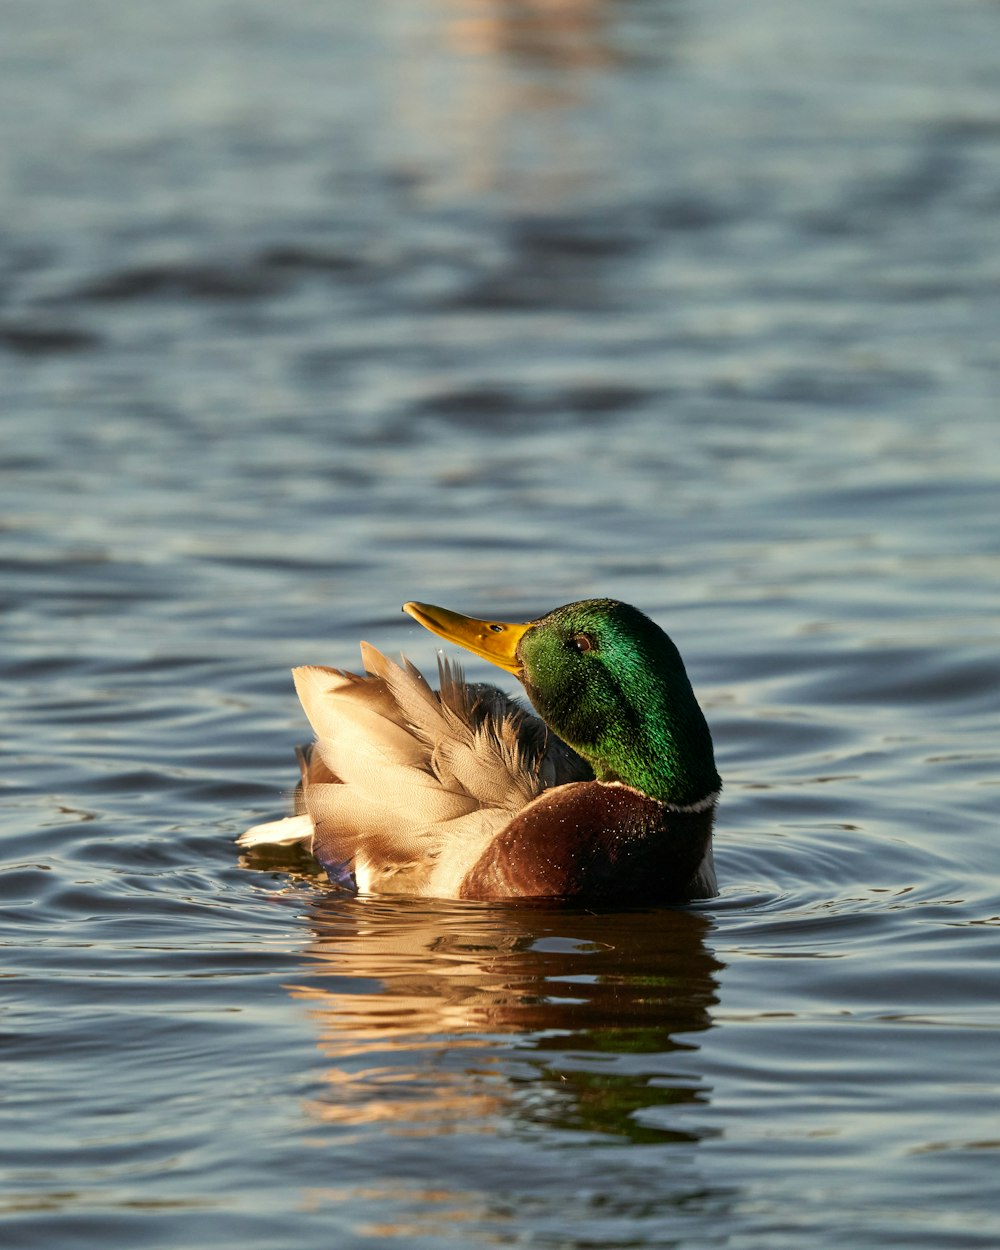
left=403, top=597, right=720, bottom=810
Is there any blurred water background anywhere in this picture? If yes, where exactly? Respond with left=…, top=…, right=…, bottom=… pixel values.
left=2, top=1, right=1000, bottom=1246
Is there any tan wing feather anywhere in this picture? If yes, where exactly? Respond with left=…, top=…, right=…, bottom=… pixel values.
left=240, top=644, right=589, bottom=895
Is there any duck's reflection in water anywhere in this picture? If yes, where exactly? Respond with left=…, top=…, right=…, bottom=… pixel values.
left=288, top=895, right=723, bottom=1146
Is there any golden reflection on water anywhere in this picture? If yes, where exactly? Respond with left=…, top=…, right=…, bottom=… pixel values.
left=389, top=0, right=641, bottom=202
left=288, top=896, right=722, bottom=1144
left=447, top=0, right=617, bottom=70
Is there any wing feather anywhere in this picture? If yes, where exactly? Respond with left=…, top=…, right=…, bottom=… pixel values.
left=241, top=644, right=588, bottom=896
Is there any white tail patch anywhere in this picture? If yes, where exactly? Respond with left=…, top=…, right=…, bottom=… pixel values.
left=237, top=813, right=313, bottom=849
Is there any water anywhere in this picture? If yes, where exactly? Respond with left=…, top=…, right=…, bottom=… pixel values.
left=2, top=1, right=999, bottom=1246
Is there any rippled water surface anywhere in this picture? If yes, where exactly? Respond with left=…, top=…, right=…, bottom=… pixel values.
left=3, top=1, right=1000, bottom=1246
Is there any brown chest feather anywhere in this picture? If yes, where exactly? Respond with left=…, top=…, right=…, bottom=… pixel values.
left=459, top=781, right=714, bottom=904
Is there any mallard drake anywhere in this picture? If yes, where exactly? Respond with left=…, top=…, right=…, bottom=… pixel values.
left=239, top=598, right=721, bottom=902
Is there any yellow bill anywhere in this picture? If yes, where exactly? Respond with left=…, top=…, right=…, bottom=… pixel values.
left=403, top=601, right=531, bottom=675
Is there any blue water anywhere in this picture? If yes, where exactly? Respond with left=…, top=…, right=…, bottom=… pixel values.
left=2, top=1, right=1000, bottom=1246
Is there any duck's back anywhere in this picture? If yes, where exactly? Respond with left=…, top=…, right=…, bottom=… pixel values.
left=239, top=644, right=590, bottom=895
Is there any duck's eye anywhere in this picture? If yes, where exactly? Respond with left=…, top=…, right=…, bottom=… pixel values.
left=571, top=633, right=595, bottom=654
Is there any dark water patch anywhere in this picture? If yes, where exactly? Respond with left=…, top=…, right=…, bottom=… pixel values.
left=0, top=321, right=101, bottom=355
left=566, top=382, right=654, bottom=415
left=509, top=213, right=650, bottom=260
left=859, top=146, right=967, bottom=213
left=0, top=557, right=179, bottom=607
left=186, top=550, right=369, bottom=576
left=255, top=243, right=369, bottom=276
left=931, top=115, right=1000, bottom=145
left=415, top=383, right=528, bottom=420
left=710, top=362, right=935, bottom=407
left=711, top=705, right=857, bottom=762
left=862, top=270, right=1000, bottom=303
left=0, top=864, right=55, bottom=903
left=440, top=221, right=640, bottom=312
left=76, top=261, right=293, bottom=303
left=786, top=645, right=1000, bottom=712
left=413, top=381, right=652, bottom=428
left=169, top=776, right=294, bottom=806
left=652, top=194, right=735, bottom=232
left=1, top=653, right=99, bottom=681
left=804, top=148, right=972, bottom=240
left=442, top=266, right=600, bottom=311
left=65, top=832, right=223, bottom=871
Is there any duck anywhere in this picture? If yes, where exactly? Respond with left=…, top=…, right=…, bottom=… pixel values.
left=238, top=598, right=721, bottom=903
